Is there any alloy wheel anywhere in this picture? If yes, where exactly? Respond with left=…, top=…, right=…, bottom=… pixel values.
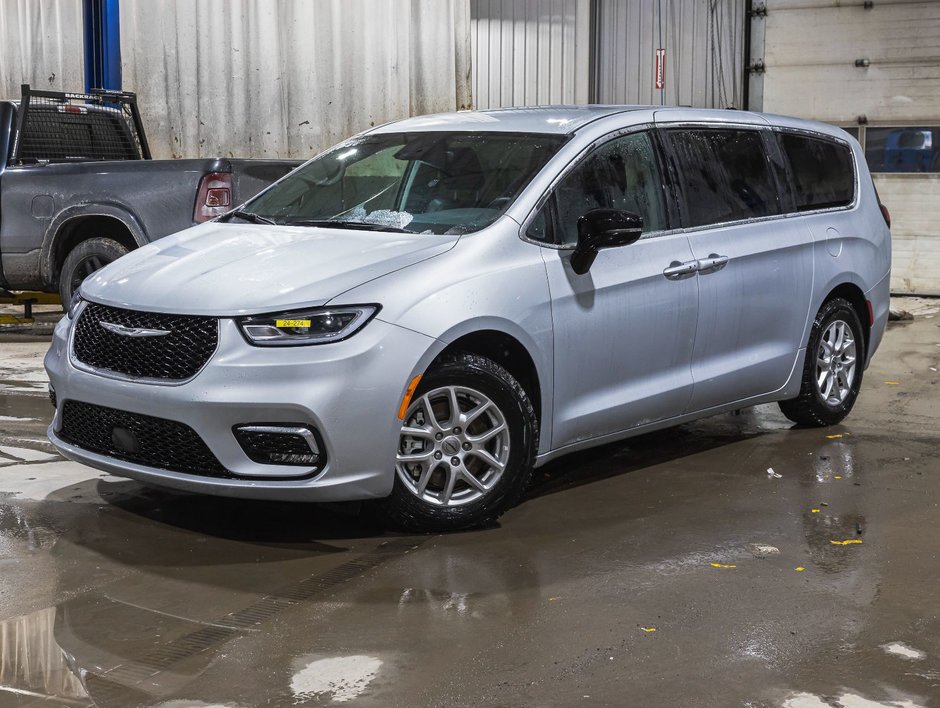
left=396, top=385, right=511, bottom=507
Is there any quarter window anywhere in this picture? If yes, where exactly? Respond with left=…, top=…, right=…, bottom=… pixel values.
left=778, top=133, right=855, bottom=210
left=665, top=129, right=781, bottom=228
left=529, top=131, right=667, bottom=247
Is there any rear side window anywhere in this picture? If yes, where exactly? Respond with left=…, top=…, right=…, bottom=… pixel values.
left=778, top=133, right=855, bottom=211
left=665, top=129, right=781, bottom=228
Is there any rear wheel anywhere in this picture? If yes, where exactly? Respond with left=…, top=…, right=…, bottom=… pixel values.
left=58, top=237, right=129, bottom=307
left=779, top=297, right=865, bottom=426
left=379, top=352, right=538, bottom=532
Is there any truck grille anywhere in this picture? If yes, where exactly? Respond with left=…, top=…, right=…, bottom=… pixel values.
left=59, top=400, right=231, bottom=478
left=73, top=302, right=218, bottom=380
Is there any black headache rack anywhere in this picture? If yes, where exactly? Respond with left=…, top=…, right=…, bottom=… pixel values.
left=10, top=83, right=152, bottom=164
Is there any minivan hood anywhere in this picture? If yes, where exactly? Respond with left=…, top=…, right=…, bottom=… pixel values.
left=81, top=222, right=459, bottom=315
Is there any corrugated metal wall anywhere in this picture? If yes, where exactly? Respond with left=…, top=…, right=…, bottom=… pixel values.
left=594, top=0, right=745, bottom=107
left=120, top=0, right=472, bottom=159
left=470, top=0, right=591, bottom=108
left=760, top=0, right=940, bottom=295
left=0, top=0, right=84, bottom=99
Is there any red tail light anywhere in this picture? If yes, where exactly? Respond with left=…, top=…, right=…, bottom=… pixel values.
left=879, top=203, right=891, bottom=228
left=194, top=171, right=233, bottom=223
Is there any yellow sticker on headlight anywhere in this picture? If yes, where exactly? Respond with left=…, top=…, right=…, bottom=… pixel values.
left=276, top=319, right=311, bottom=328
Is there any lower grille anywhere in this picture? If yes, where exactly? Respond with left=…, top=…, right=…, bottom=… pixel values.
left=59, top=400, right=232, bottom=478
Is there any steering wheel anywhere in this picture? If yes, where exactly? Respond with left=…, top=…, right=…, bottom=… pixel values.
left=485, top=196, right=512, bottom=210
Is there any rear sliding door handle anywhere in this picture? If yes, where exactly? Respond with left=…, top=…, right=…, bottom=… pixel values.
left=663, top=260, right=699, bottom=280
left=697, top=254, right=729, bottom=274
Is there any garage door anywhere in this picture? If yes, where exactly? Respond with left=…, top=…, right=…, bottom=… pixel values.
left=759, top=0, right=940, bottom=295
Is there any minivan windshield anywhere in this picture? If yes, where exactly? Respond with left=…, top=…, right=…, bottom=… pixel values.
left=237, top=131, right=567, bottom=234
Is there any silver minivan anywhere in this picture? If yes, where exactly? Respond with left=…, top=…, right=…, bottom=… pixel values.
left=45, top=106, right=891, bottom=531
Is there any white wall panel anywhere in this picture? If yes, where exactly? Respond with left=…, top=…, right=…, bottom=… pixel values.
left=595, top=0, right=745, bottom=108
left=763, top=1, right=940, bottom=122
left=120, top=0, right=472, bottom=159
left=0, top=0, right=84, bottom=99
left=763, top=1, right=940, bottom=294
left=471, top=0, right=591, bottom=109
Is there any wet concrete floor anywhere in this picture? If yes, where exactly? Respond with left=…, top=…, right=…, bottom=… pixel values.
left=0, top=301, right=938, bottom=707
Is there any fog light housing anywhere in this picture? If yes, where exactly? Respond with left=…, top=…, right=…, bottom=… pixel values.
left=233, top=424, right=323, bottom=467
left=49, top=384, right=57, bottom=409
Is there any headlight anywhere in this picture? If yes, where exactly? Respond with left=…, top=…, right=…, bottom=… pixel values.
left=237, top=305, right=379, bottom=346
left=68, top=291, right=84, bottom=319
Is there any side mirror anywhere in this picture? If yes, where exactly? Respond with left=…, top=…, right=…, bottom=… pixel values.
left=570, top=208, right=643, bottom=274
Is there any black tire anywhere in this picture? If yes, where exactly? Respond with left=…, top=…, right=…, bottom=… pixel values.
left=58, top=237, right=129, bottom=307
left=378, top=352, right=538, bottom=532
left=779, top=297, right=866, bottom=427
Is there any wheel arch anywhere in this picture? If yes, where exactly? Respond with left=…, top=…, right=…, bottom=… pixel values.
left=821, top=281, right=871, bottom=357
left=41, top=205, right=148, bottom=287
left=430, top=329, right=543, bottom=429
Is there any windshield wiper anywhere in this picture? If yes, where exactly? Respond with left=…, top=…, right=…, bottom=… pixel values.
left=283, top=219, right=416, bottom=234
left=225, top=210, right=276, bottom=226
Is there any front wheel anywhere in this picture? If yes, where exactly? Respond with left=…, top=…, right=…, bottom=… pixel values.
left=779, top=297, right=866, bottom=427
left=58, top=237, right=129, bottom=307
left=378, top=352, right=538, bottom=532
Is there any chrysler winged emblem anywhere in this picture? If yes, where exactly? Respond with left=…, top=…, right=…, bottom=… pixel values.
left=99, top=321, right=172, bottom=338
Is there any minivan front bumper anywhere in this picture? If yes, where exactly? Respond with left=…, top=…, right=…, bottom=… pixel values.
left=45, top=311, right=437, bottom=501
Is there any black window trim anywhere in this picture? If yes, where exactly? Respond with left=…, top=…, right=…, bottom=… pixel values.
left=519, top=124, right=678, bottom=250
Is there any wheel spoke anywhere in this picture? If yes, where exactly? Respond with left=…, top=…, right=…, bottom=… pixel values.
left=470, top=448, right=506, bottom=472
left=817, top=369, right=829, bottom=391
left=446, top=386, right=461, bottom=428
left=460, top=467, right=488, bottom=492
left=462, top=400, right=492, bottom=427
left=466, top=422, right=506, bottom=444
left=415, top=463, right=436, bottom=495
left=440, top=468, right=458, bottom=504
left=401, top=425, right=434, bottom=440
left=420, top=393, right=447, bottom=431
left=396, top=449, right=434, bottom=464
left=821, top=374, right=835, bottom=402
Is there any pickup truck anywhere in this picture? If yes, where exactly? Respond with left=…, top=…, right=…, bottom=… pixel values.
left=0, top=85, right=300, bottom=303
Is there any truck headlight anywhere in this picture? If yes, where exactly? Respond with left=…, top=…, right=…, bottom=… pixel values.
left=237, top=305, right=379, bottom=346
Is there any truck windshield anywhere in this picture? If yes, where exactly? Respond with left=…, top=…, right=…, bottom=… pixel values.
left=240, top=131, right=567, bottom=234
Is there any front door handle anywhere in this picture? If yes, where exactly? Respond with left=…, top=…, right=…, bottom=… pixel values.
left=697, top=254, right=729, bottom=274
left=663, top=260, right=699, bottom=280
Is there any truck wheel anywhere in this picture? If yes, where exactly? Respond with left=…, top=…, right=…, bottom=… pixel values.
left=59, top=237, right=129, bottom=306
left=379, top=352, right=538, bottom=532
left=778, top=297, right=865, bottom=427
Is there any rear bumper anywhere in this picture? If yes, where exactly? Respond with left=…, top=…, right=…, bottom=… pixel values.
left=865, top=270, right=891, bottom=367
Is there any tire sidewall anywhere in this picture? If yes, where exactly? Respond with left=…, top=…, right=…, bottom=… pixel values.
left=59, top=237, right=129, bottom=306
left=385, top=354, right=537, bottom=531
left=807, top=299, right=866, bottom=422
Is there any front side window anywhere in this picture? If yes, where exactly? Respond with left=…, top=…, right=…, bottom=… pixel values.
left=241, top=131, right=567, bottom=235
left=778, top=133, right=855, bottom=210
left=528, top=131, right=668, bottom=247
left=665, top=128, right=781, bottom=228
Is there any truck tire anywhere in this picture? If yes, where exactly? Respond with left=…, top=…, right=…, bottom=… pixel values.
left=59, top=237, right=129, bottom=307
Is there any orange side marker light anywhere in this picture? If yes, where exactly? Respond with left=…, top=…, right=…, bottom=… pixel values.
left=397, top=375, right=423, bottom=420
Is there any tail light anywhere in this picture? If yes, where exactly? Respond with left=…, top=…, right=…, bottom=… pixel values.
left=879, top=203, right=891, bottom=228
left=194, top=171, right=233, bottom=223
